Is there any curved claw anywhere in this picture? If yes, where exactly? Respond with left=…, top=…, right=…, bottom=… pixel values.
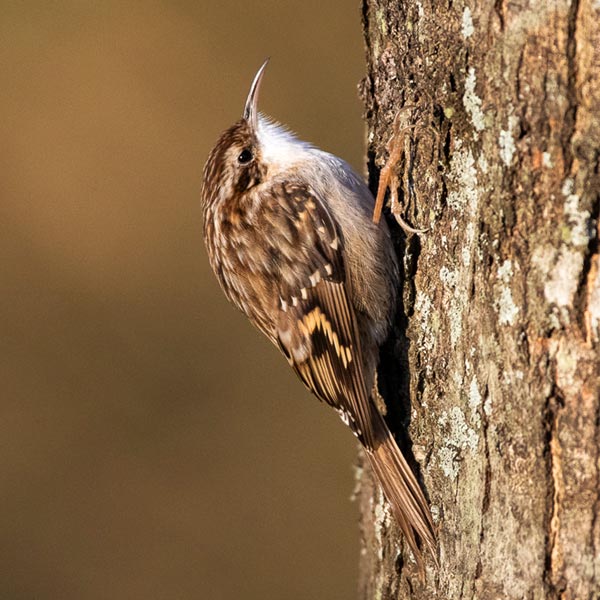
left=394, top=214, right=429, bottom=235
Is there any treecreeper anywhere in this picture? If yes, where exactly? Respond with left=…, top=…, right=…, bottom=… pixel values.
left=200, top=59, right=437, bottom=570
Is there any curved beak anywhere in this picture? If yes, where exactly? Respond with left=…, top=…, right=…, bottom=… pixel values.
left=243, top=58, right=269, bottom=132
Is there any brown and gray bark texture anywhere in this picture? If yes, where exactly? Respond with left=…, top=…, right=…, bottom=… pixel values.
left=357, top=1, right=600, bottom=598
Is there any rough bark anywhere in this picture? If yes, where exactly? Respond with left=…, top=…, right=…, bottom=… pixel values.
left=357, top=1, right=600, bottom=598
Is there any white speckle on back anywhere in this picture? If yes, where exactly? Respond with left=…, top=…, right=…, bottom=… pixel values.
left=309, top=270, right=322, bottom=286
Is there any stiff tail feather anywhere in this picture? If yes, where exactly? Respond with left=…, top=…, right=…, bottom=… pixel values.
left=365, top=410, right=438, bottom=570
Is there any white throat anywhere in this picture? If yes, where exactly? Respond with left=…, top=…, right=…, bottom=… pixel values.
left=257, top=116, right=314, bottom=175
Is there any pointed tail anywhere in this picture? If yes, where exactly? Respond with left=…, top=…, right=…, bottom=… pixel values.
left=365, top=409, right=438, bottom=569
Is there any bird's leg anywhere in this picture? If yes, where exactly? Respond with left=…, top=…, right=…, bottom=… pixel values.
left=372, top=119, right=407, bottom=225
left=372, top=114, right=429, bottom=235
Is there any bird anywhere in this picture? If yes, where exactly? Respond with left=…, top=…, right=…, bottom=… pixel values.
left=200, top=59, right=436, bottom=569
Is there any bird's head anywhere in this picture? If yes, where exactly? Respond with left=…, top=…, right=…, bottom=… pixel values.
left=201, top=59, right=312, bottom=211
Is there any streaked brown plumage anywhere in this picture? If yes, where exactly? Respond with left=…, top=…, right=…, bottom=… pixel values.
left=201, top=59, right=436, bottom=569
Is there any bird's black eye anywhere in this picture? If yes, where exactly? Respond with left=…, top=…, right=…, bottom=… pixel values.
left=237, top=148, right=253, bottom=164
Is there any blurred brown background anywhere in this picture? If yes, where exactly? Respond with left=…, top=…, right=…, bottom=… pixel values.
left=0, top=2, right=367, bottom=599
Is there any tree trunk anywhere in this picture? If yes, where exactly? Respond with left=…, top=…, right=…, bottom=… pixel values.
left=357, top=1, right=600, bottom=598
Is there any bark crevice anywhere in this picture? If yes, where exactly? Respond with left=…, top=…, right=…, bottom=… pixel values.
left=543, top=386, right=566, bottom=598
left=561, top=0, right=580, bottom=176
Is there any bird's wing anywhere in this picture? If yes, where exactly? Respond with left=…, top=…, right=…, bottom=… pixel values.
left=256, top=180, right=437, bottom=567
left=267, top=181, right=377, bottom=450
